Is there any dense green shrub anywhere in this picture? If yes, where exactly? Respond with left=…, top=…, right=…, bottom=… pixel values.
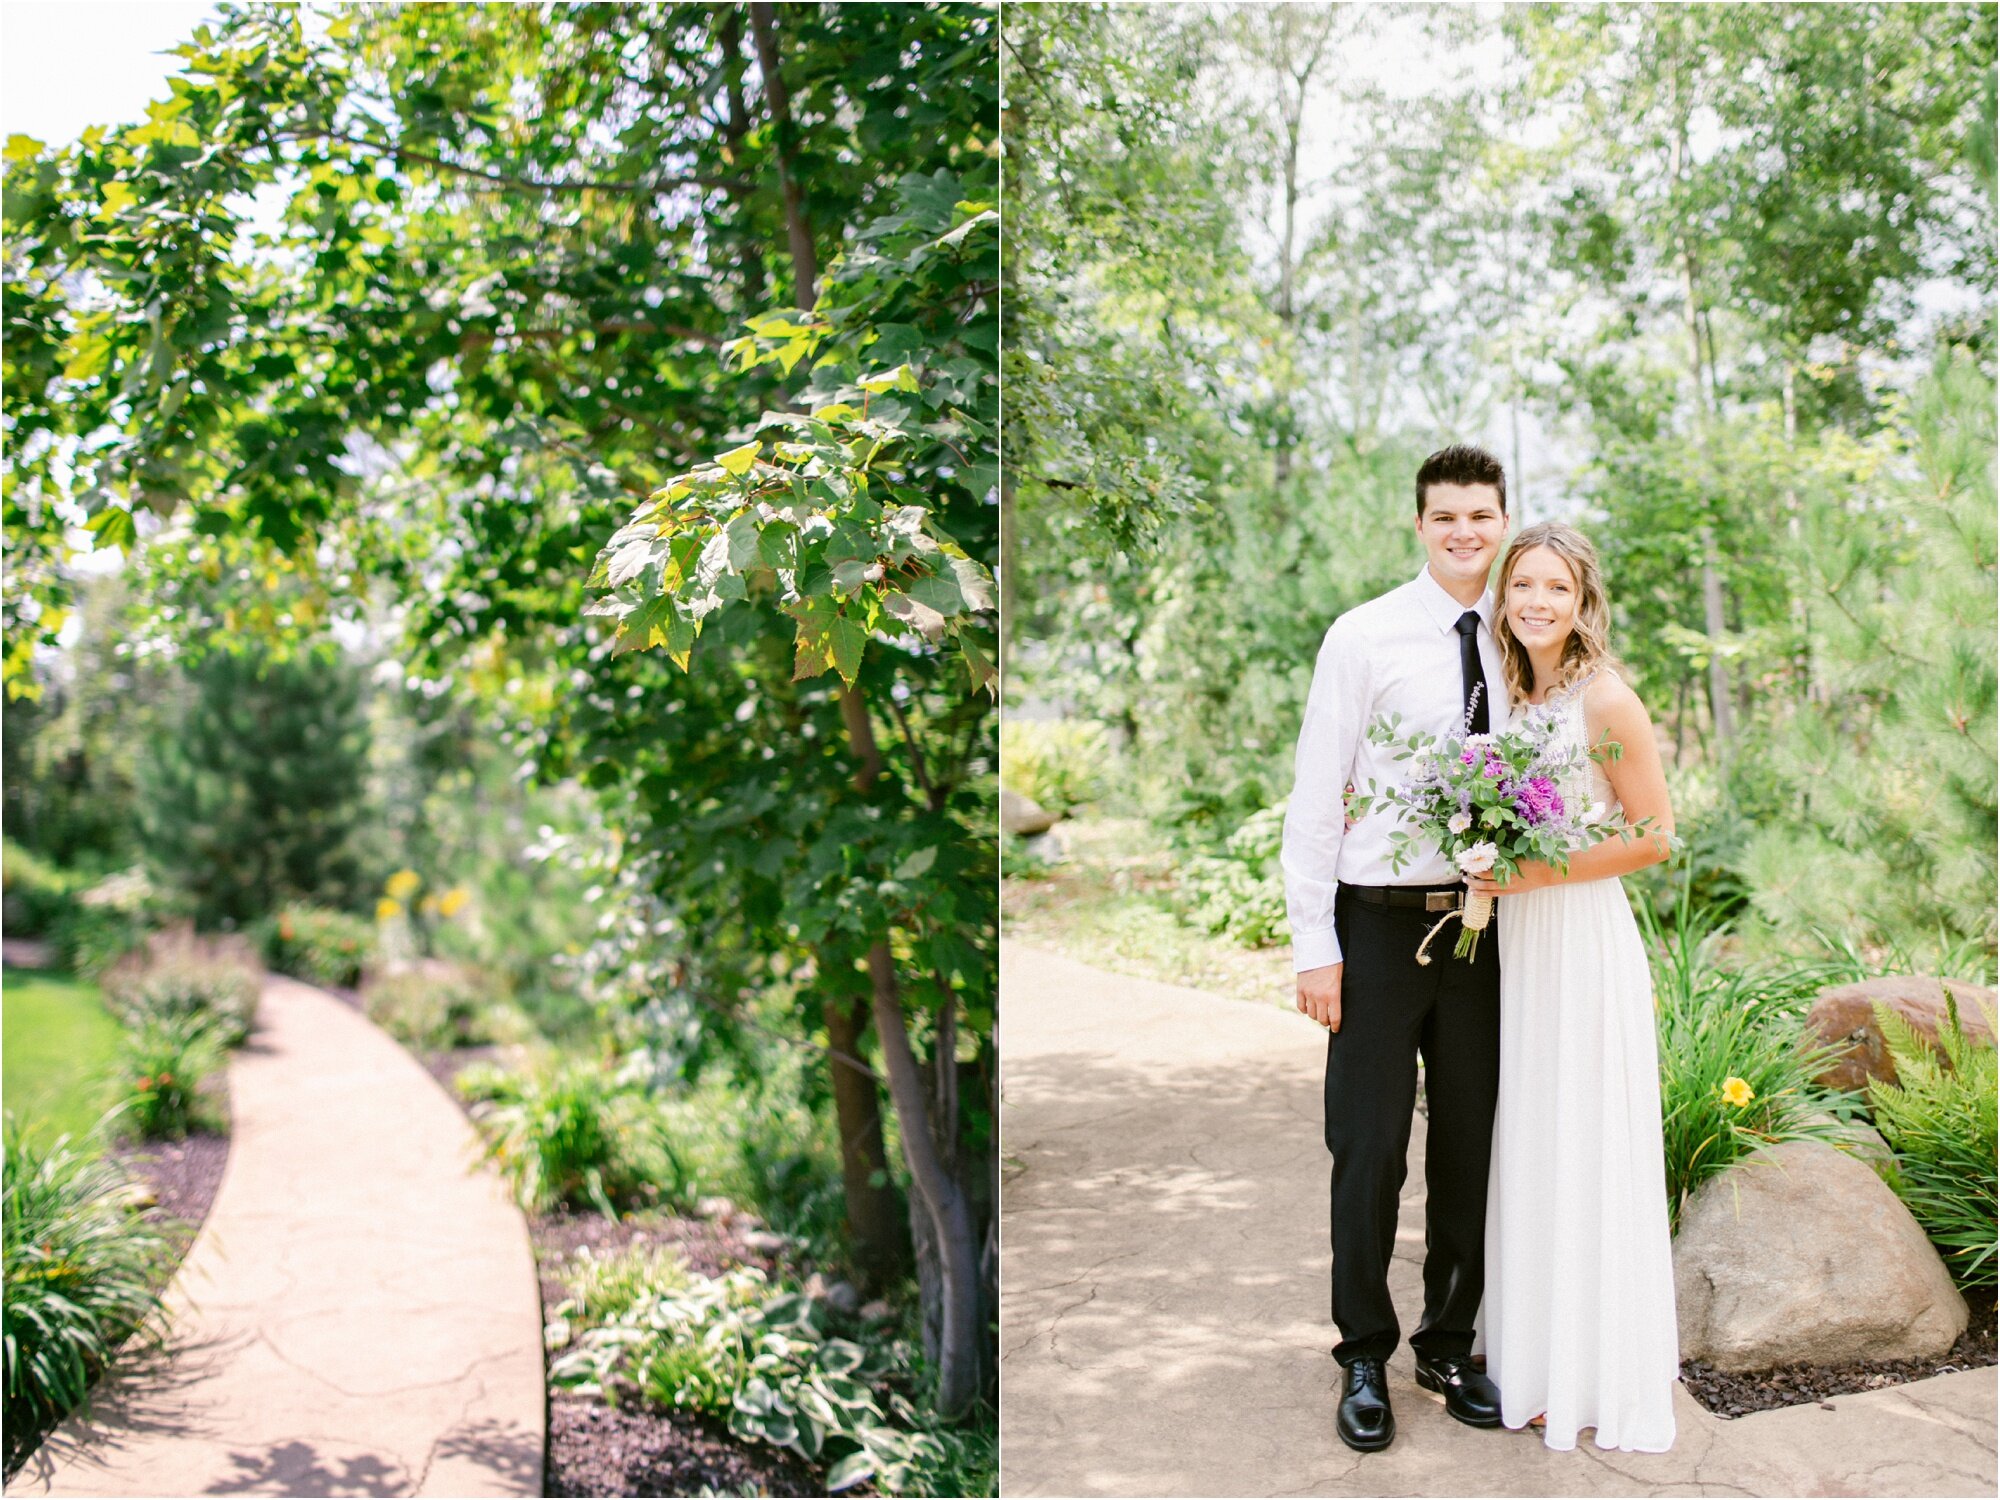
left=361, top=963, right=491, bottom=1052
left=1643, top=891, right=1855, bottom=1231
left=654, top=1060, right=851, bottom=1256
left=0, top=839, right=85, bottom=938
left=3, top=1122, right=173, bottom=1471
left=463, top=1060, right=689, bottom=1215
left=1174, top=801, right=1288, bottom=948
left=1869, top=992, right=1999, bottom=1289
left=255, top=904, right=374, bottom=988
left=101, top=929, right=261, bottom=1047
left=108, top=1014, right=228, bottom=1142
left=999, top=719, right=1112, bottom=815
left=548, top=1245, right=992, bottom=1496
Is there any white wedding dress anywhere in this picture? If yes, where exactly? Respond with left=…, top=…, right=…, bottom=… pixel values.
left=1478, top=674, right=1679, bottom=1452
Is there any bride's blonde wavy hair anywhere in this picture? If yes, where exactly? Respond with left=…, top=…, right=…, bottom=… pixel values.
left=1494, top=521, right=1620, bottom=707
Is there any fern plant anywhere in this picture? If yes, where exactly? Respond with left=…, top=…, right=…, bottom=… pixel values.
left=1868, top=990, right=1999, bottom=1289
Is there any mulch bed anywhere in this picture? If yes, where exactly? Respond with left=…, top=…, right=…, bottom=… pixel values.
left=532, top=1203, right=834, bottom=1497
left=1681, top=1284, right=1998, bottom=1417
left=417, top=1042, right=857, bottom=1497
left=546, top=1391, right=822, bottom=1498
left=109, top=1131, right=231, bottom=1252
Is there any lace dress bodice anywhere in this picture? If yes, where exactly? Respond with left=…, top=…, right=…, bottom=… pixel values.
left=1517, top=672, right=1620, bottom=836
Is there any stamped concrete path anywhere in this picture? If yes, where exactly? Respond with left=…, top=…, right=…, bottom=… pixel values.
left=8, top=976, right=545, bottom=1497
left=1000, top=941, right=1999, bottom=1498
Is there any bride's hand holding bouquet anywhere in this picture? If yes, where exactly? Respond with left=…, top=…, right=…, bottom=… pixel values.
left=1347, top=690, right=1659, bottom=963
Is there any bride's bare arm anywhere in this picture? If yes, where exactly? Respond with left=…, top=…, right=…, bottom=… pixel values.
left=1468, top=673, right=1675, bottom=894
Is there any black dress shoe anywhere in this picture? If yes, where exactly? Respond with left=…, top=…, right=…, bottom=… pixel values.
left=1336, top=1356, right=1395, bottom=1452
left=1413, top=1352, right=1503, bottom=1428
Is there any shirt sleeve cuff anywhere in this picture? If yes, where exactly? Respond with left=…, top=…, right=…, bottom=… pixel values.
left=1294, top=927, right=1343, bottom=973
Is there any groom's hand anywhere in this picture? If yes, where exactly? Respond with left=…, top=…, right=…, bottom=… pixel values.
left=1297, top=963, right=1343, bottom=1032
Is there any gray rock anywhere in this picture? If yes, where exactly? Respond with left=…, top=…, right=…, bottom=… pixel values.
left=1001, top=787, right=1059, bottom=836
left=1803, top=1108, right=1895, bottom=1183
left=1675, top=1139, right=1967, bottom=1372
left=1022, top=828, right=1068, bottom=865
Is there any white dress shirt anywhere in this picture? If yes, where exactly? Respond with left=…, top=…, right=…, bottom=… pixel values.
left=1281, top=563, right=1508, bottom=973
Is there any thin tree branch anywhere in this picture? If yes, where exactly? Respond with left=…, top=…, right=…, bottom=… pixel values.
left=266, top=128, right=750, bottom=197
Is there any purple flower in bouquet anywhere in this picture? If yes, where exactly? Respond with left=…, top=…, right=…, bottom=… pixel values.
left=1509, top=775, right=1566, bottom=827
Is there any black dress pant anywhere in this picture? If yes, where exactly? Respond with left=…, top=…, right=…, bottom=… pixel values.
left=1324, top=888, right=1500, bottom=1367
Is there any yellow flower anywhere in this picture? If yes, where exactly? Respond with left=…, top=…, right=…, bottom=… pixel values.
left=376, top=897, right=405, bottom=921
left=437, top=886, right=471, bottom=919
left=1720, top=1076, right=1755, bottom=1109
left=385, top=868, right=422, bottom=902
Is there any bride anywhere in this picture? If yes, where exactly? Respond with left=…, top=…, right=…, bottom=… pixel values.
left=1465, top=520, right=1681, bottom=1452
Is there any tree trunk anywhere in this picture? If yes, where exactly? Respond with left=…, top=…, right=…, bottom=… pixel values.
left=824, top=991, right=909, bottom=1289
left=866, top=941, right=985, bottom=1417
left=748, top=2, right=818, bottom=307
left=1274, top=90, right=1300, bottom=486
left=750, top=0, right=916, bottom=1303
left=718, top=10, right=768, bottom=310
left=999, top=474, right=1017, bottom=680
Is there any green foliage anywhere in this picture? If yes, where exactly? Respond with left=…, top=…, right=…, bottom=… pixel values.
left=0, top=838, right=85, bottom=936
left=4, top=0, right=1000, bottom=1408
left=1869, top=992, right=2000, bottom=1289
left=652, top=1058, right=851, bottom=1258
left=108, top=1012, right=227, bottom=1142
left=137, top=642, right=374, bottom=929
left=2, top=1123, right=173, bottom=1471
left=1735, top=354, right=1998, bottom=961
left=47, top=905, right=148, bottom=982
left=100, top=928, right=261, bottom=1048
left=255, top=903, right=373, bottom=989
left=360, top=963, right=491, bottom=1053
left=1173, top=803, right=1290, bottom=949
left=998, top=719, right=1110, bottom=816
left=1007, top=0, right=1995, bottom=974
left=547, top=1246, right=991, bottom=1496
left=463, top=1059, right=689, bottom=1217
left=1642, top=886, right=1856, bottom=1231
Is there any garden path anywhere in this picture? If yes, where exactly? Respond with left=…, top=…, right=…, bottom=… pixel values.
left=6, top=974, right=545, bottom=1498
left=1000, top=941, right=1998, bottom=1498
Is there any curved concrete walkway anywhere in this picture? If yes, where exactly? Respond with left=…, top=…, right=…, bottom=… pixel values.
left=8, top=976, right=545, bottom=1497
left=1000, top=941, right=1998, bottom=1498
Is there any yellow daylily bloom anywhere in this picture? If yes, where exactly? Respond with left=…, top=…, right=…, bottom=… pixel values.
left=376, top=897, right=404, bottom=921
left=437, top=887, right=471, bottom=919
left=385, top=868, right=422, bottom=902
left=1720, top=1076, right=1755, bottom=1109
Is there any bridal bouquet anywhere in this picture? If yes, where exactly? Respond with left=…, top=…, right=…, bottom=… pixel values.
left=1347, top=689, right=1626, bottom=963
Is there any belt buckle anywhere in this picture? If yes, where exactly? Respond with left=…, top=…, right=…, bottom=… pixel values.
left=1425, top=890, right=1460, bottom=913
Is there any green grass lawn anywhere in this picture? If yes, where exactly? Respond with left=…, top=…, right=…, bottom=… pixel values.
left=3, top=968, right=122, bottom=1149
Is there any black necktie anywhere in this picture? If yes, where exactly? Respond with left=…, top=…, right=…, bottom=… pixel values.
left=1455, top=611, right=1490, bottom=735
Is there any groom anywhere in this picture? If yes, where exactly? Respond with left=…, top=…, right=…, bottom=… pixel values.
left=1281, top=443, right=1510, bottom=1452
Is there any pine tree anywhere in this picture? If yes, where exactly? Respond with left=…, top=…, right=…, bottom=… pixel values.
left=1742, top=351, right=1998, bottom=962
left=138, top=642, right=373, bottom=929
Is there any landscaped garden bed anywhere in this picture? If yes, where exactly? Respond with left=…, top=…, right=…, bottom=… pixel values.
left=1681, top=1284, right=1996, bottom=1417
left=403, top=1017, right=993, bottom=1498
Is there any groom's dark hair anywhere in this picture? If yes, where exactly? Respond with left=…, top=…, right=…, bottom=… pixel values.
left=1415, top=444, right=1508, bottom=518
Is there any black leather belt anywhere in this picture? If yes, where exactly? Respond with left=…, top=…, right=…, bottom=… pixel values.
left=1340, top=881, right=1464, bottom=913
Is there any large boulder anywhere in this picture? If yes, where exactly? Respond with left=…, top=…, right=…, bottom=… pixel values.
left=1804, top=975, right=1996, bottom=1094
left=1675, top=1139, right=1967, bottom=1371
left=1001, top=787, right=1059, bottom=836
